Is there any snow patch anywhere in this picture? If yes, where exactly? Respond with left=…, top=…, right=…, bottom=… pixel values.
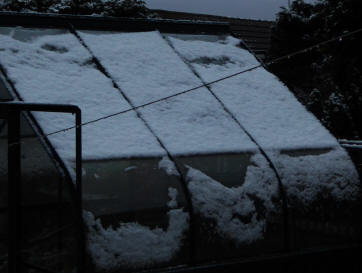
left=124, top=166, right=137, bottom=172
left=84, top=188, right=189, bottom=270
left=186, top=153, right=279, bottom=244
left=158, top=156, right=179, bottom=176
left=274, top=147, right=360, bottom=205
left=167, top=187, right=178, bottom=209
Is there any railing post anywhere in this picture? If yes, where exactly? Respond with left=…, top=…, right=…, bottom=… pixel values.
left=75, top=109, right=85, bottom=273
left=8, top=109, right=22, bottom=273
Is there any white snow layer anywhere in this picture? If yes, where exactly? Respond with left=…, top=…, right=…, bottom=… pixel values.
left=0, top=29, right=165, bottom=162
left=168, top=35, right=339, bottom=150
left=79, top=31, right=258, bottom=156
left=186, top=153, right=279, bottom=244
left=158, top=156, right=180, bottom=177
left=168, top=34, right=359, bottom=203
left=1, top=28, right=360, bottom=267
left=84, top=188, right=189, bottom=270
left=273, top=147, right=360, bottom=205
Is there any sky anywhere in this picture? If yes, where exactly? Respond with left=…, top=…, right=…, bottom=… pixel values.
left=145, top=0, right=317, bottom=21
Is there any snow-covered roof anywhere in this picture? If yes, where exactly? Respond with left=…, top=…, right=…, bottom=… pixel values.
left=0, top=27, right=340, bottom=161
left=0, top=25, right=360, bottom=271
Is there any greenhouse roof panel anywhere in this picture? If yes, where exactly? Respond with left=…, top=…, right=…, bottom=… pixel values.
left=168, top=35, right=339, bottom=150
left=0, top=27, right=345, bottom=162
left=79, top=30, right=258, bottom=156
left=0, top=27, right=166, bottom=162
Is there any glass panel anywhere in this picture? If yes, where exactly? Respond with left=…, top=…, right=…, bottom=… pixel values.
left=279, top=148, right=362, bottom=249
left=166, top=32, right=362, bottom=251
left=0, top=76, right=10, bottom=272
left=0, top=65, right=80, bottom=271
left=0, top=26, right=192, bottom=270
left=0, top=77, right=12, bottom=101
left=78, top=30, right=284, bottom=267
left=18, top=112, right=79, bottom=272
left=0, top=117, right=7, bottom=273
left=81, top=157, right=192, bottom=271
left=175, top=153, right=284, bottom=262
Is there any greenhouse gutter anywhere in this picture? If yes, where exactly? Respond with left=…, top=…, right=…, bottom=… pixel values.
left=0, top=11, right=230, bottom=34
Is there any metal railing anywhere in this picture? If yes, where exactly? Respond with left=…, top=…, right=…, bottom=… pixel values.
left=0, top=102, right=84, bottom=273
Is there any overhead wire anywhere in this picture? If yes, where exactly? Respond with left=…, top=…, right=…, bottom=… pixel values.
left=69, top=25, right=198, bottom=260
left=163, top=32, right=291, bottom=250
left=46, top=26, right=362, bottom=137
left=2, top=27, right=362, bottom=145
left=2, top=25, right=362, bottom=252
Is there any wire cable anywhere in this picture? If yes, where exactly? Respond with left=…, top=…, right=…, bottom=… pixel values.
left=3, top=27, right=362, bottom=146
left=44, top=26, right=362, bottom=137
left=163, top=32, right=290, bottom=250
left=70, top=25, right=198, bottom=261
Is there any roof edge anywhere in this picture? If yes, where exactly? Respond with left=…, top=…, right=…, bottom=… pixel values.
left=0, top=11, right=230, bottom=34
left=151, top=9, right=275, bottom=25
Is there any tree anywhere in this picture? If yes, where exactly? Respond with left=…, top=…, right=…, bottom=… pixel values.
left=269, top=0, right=362, bottom=139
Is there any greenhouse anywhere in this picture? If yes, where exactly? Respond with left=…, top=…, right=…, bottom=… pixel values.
left=0, top=12, right=361, bottom=273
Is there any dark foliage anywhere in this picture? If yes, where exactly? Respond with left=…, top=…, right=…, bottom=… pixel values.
left=269, top=0, right=362, bottom=139
left=0, top=0, right=148, bottom=17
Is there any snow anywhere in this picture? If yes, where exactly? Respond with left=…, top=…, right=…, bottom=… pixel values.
left=168, top=35, right=339, bottom=150
left=167, top=187, right=178, bottom=209
left=186, top=153, right=279, bottom=244
left=0, top=28, right=166, bottom=164
left=84, top=188, right=189, bottom=270
left=124, top=166, right=137, bottom=172
left=167, top=33, right=360, bottom=203
left=0, top=27, right=360, bottom=269
left=79, top=30, right=258, bottom=156
left=158, top=156, right=179, bottom=176
left=273, top=147, right=360, bottom=205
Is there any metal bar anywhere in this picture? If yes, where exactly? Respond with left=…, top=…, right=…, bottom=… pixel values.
left=56, top=175, right=63, bottom=272
left=0, top=102, right=80, bottom=114
left=8, top=109, right=21, bottom=273
left=75, top=109, right=85, bottom=273
left=1, top=102, right=84, bottom=273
